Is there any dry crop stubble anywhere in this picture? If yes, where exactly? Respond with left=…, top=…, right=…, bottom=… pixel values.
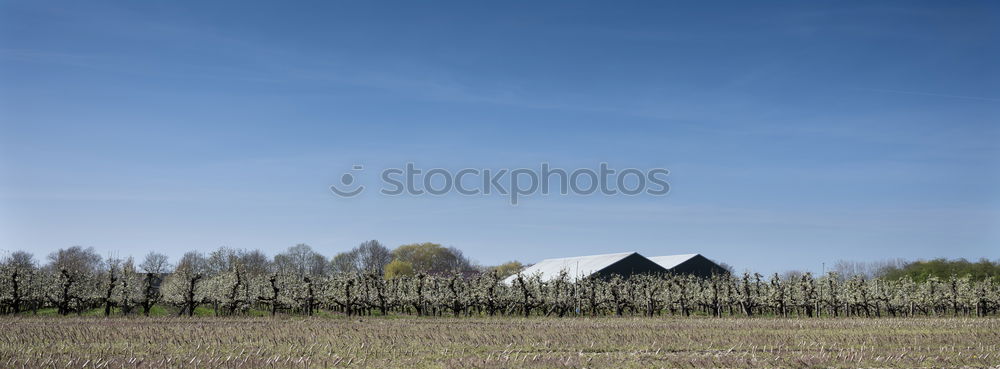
left=1, top=316, right=998, bottom=368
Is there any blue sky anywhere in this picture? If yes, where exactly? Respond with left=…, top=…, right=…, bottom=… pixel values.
left=1, top=1, right=997, bottom=274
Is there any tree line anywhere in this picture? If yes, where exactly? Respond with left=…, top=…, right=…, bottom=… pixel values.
left=0, top=242, right=489, bottom=316
left=1, top=244, right=998, bottom=317
left=812, top=258, right=1000, bottom=282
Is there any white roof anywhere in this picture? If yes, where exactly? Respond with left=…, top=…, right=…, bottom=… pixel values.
left=504, top=252, right=636, bottom=283
left=648, top=254, right=699, bottom=269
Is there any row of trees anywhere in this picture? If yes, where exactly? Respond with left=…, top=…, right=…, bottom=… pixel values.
left=881, top=258, right=1000, bottom=282
left=0, top=242, right=488, bottom=316
left=1, top=245, right=998, bottom=317
left=811, top=258, right=1000, bottom=282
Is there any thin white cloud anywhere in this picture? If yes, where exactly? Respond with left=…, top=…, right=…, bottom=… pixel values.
left=856, top=87, right=1000, bottom=103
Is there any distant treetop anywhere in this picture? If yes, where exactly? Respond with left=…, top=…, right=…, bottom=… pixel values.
left=882, top=258, right=1000, bottom=282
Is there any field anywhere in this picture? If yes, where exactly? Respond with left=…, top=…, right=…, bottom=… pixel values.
left=1, top=317, right=998, bottom=368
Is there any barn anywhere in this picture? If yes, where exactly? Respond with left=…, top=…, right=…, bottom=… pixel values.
left=503, top=252, right=667, bottom=284
left=648, top=253, right=730, bottom=277
left=505, top=252, right=729, bottom=284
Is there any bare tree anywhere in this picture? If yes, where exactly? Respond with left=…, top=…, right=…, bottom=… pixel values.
left=307, top=253, right=328, bottom=276
left=781, top=270, right=806, bottom=281
left=239, top=249, right=270, bottom=277
left=137, top=252, right=170, bottom=315
left=331, top=251, right=360, bottom=274
left=5, top=251, right=35, bottom=270
left=48, top=246, right=102, bottom=276
left=274, top=244, right=327, bottom=277
left=445, top=246, right=475, bottom=272
left=832, top=259, right=908, bottom=280
left=356, top=240, right=392, bottom=273
left=716, top=262, right=736, bottom=274
left=207, top=247, right=240, bottom=275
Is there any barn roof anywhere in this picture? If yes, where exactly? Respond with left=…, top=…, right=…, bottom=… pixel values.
left=648, top=254, right=700, bottom=269
left=503, top=252, right=636, bottom=283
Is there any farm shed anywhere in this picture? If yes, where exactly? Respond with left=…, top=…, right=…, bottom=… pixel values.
left=648, top=253, right=730, bottom=277
left=504, top=252, right=668, bottom=284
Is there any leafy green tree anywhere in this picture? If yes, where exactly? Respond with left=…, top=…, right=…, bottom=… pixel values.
left=490, top=261, right=524, bottom=279
left=384, top=260, right=415, bottom=279
left=392, top=243, right=472, bottom=273
left=882, top=258, right=1000, bottom=282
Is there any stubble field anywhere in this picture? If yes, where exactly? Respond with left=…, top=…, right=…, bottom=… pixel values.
left=1, top=317, right=998, bottom=368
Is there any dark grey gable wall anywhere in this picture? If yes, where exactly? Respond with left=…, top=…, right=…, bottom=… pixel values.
left=591, top=253, right=669, bottom=280
left=669, top=254, right=730, bottom=278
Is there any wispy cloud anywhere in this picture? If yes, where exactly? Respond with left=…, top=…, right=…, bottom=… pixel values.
left=856, top=88, right=1000, bottom=103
